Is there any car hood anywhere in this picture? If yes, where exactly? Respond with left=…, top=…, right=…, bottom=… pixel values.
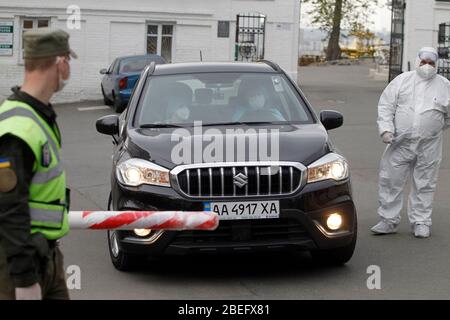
left=125, top=124, right=330, bottom=170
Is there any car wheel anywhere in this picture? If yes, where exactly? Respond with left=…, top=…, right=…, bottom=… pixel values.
left=101, top=85, right=112, bottom=106
left=107, top=230, right=146, bottom=271
left=112, top=92, right=126, bottom=113
left=310, top=223, right=357, bottom=266
left=106, top=193, right=146, bottom=271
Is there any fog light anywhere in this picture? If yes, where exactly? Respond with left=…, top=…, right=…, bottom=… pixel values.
left=326, top=213, right=343, bottom=231
left=134, top=229, right=152, bottom=237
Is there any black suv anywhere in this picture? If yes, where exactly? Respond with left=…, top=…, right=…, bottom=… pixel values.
left=96, top=61, right=357, bottom=270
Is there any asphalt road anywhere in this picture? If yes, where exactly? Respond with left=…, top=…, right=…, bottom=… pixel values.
left=58, top=63, right=450, bottom=299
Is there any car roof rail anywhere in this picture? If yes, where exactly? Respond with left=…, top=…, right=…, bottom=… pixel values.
left=146, top=61, right=157, bottom=76
left=141, top=61, right=156, bottom=77
left=259, top=60, right=281, bottom=72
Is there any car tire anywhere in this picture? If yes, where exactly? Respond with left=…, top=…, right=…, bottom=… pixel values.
left=106, top=193, right=146, bottom=271
left=112, top=92, right=126, bottom=113
left=107, top=230, right=147, bottom=271
left=101, top=86, right=112, bottom=106
left=310, top=223, right=357, bottom=266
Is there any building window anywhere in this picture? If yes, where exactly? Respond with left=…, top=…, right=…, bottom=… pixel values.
left=147, top=24, right=173, bottom=63
left=235, top=13, right=266, bottom=62
left=20, top=17, right=50, bottom=63
left=218, top=21, right=230, bottom=38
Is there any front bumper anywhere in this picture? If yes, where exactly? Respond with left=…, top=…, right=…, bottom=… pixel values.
left=111, top=178, right=356, bottom=256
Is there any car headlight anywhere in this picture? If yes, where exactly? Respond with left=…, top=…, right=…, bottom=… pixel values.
left=116, top=158, right=171, bottom=187
left=307, top=153, right=349, bottom=183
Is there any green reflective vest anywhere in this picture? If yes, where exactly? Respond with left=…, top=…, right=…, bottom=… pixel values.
left=0, top=100, right=69, bottom=240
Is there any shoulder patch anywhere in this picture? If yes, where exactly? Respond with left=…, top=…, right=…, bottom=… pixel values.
left=41, top=142, right=52, bottom=168
left=0, top=167, right=17, bottom=193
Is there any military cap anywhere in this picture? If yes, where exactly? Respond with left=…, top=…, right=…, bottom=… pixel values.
left=23, top=27, right=78, bottom=59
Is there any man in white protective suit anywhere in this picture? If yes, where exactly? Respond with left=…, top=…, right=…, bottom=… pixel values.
left=371, top=47, right=450, bottom=238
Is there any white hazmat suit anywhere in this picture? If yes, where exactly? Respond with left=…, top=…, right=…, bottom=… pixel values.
left=376, top=47, right=450, bottom=230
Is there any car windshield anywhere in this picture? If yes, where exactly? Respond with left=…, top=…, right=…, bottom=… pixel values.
left=119, top=56, right=164, bottom=73
left=136, top=72, right=314, bottom=126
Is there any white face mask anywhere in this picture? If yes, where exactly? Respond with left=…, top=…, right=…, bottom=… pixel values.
left=56, top=76, right=68, bottom=92
left=55, top=57, right=69, bottom=92
left=417, top=64, right=437, bottom=80
left=167, top=97, right=190, bottom=121
left=249, top=94, right=265, bottom=109
left=173, top=105, right=190, bottom=121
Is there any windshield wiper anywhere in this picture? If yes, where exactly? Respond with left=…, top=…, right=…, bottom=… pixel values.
left=140, top=123, right=187, bottom=128
left=140, top=121, right=280, bottom=128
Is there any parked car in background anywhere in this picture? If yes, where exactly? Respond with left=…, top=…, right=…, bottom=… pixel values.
left=100, top=54, right=166, bottom=112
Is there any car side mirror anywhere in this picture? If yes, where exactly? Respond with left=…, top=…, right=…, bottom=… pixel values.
left=96, top=115, right=119, bottom=135
left=320, top=110, right=343, bottom=131
left=100, top=68, right=108, bottom=75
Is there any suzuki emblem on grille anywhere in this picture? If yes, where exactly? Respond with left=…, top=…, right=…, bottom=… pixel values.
left=233, top=173, right=248, bottom=188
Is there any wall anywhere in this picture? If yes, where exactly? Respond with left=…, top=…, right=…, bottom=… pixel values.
left=0, top=0, right=300, bottom=103
left=403, top=0, right=450, bottom=71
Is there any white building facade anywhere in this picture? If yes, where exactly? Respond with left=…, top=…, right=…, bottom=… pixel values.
left=390, top=0, right=450, bottom=80
left=0, top=0, right=300, bottom=102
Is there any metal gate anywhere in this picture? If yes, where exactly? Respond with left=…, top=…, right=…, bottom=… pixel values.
left=388, top=0, right=406, bottom=82
left=235, top=13, right=266, bottom=62
left=438, top=22, right=450, bottom=80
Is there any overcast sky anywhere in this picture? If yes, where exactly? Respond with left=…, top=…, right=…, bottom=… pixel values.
left=300, top=0, right=392, bottom=32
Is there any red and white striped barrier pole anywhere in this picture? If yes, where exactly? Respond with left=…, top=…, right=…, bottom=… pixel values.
left=68, top=211, right=219, bottom=231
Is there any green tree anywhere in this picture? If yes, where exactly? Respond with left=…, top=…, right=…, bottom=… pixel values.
left=303, top=0, right=380, bottom=60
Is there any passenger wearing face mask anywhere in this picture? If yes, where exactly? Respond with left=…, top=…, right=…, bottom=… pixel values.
left=0, top=28, right=76, bottom=300
left=232, top=86, right=285, bottom=122
left=371, top=47, right=450, bottom=238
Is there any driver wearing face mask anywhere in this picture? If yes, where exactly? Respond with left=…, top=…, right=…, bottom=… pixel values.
left=232, top=86, right=285, bottom=122
left=372, top=47, right=450, bottom=238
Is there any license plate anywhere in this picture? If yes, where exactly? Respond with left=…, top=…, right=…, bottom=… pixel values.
left=204, top=201, right=280, bottom=220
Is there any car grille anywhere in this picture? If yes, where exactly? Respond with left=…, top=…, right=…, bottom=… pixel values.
left=173, top=218, right=310, bottom=244
left=172, top=162, right=305, bottom=199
